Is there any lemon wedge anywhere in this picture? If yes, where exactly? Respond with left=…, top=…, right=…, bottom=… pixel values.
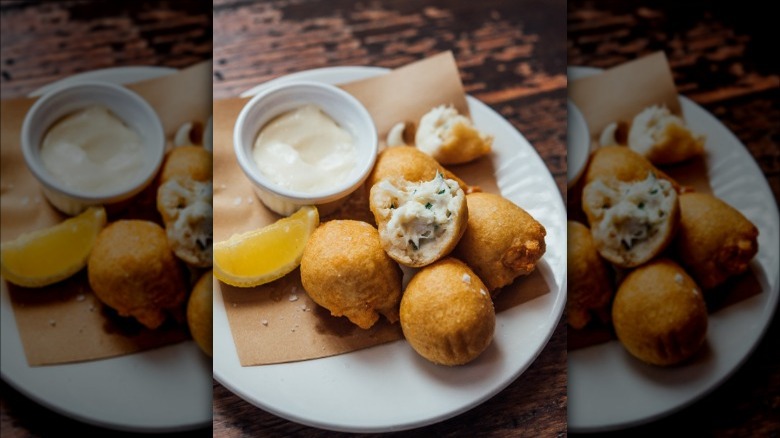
left=214, top=205, right=319, bottom=288
left=1, top=206, right=107, bottom=288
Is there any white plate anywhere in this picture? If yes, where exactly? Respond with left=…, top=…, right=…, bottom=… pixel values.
left=567, top=66, right=780, bottom=433
left=214, top=67, right=568, bottom=433
left=0, top=66, right=212, bottom=433
left=567, top=99, right=590, bottom=187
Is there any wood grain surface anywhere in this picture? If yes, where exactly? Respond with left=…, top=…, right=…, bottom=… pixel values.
left=568, top=1, right=779, bottom=437
left=211, top=0, right=568, bottom=437
left=0, top=1, right=212, bottom=437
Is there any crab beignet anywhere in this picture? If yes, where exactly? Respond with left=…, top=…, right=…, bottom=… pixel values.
left=674, top=192, right=759, bottom=289
left=582, top=147, right=680, bottom=268
left=300, top=220, right=403, bottom=329
left=400, top=258, right=495, bottom=366
left=628, top=105, right=704, bottom=165
left=453, top=193, right=546, bottom=293
left=88, top=220, right=187, bottom=329
left=415, top=105, right=492, bottom=165
left=612, top=259, right=707, bottom=366
left=370, top=172, right=467, bottom=267
left=368, top=146, right=479, bottom=195
left=567, top=221, right=614, bottom=329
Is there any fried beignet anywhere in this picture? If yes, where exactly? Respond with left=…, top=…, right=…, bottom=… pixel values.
left=160, top=146, right=212, bottom=184
left=567, top=221, right=613, bottom=329
left=415, top=105, right=492, bottom=165
left=369, top=172, right=467, bottom=267
left=452, top=193, right=546, bottom=292
left=88, top=220, right=187, bottom=329
left=612, top=259, right=707, bottom=366
left=187, top=270, right=213, bottom=357
left=674, top=192, right=759, bottom=289
left=400, top=258, right=495, bottom=366
left=628, top=105, right=704, bottom=165
left=368, top=146, right=479, bottom=194
left=582, top=147, right=679, bottom=268
left=300, top=220, right=402, bottom=329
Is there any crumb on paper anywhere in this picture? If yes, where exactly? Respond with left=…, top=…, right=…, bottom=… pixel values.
left=289, top=294, right=299, bottom=302
left=261, top=319, right=268, bottom=326
left=48, top=319, right=56, bottom=327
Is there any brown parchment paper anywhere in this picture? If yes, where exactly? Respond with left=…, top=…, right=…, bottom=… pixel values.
left=213, top=52, right=551, bottom=367
left=0, top=60, right=212, bottom=365
left=568, top=52, right=762, bottom=349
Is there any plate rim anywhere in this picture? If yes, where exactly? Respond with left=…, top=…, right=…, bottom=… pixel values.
left=567, top=65, right=780, bottom=432
left=212, top=65, right=567, bottom=432
left=0, top=65, right=212, bottom=433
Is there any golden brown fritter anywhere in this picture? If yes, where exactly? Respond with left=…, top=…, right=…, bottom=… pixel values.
left=612, top=259, right=707, bottom=366
left=300, top=220, right=403, bottom=329
left=674, top=192, right=759, bottom=290
left=88, top=220, right=187, bottom=329
left=566, top=221, right=614, bottom=329
left=367, top=146, right=479, bottom=194
left=581, top=147, right=680, bottom=268
left=369, top=173, right=467, bottom=267
left=160, top=146, right=212, bottom=184
left=452, top=193, right=546, bottom=292
left=400, top=258, right=495, bottom=366
left=187, top=270, right=213, bottom=357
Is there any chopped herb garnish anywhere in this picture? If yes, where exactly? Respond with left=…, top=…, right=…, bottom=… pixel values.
left=638, top=202, right=645, bottom=209
left=409, top=240, right=418, bottom=250
left=659, top=211, right=665, bottom=217
left=649, top=188, right=658, bottom=195
left=622, top=240, right=632, bottom=250
left=390, top=203, right=396, bottom=209
left=425, top=202, right=433, bottom=209
left=446, top=210, right=451, bottom=218
left=438, top=189, right=446, bottom=194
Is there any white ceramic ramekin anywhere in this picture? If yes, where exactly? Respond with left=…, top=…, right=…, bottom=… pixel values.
left=567, top=99, right=591, bottom=188
left=21, top=82, right=165, bottom=216
left=233, top=81, right=378, bottom=216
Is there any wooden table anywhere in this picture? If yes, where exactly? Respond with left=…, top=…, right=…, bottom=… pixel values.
left=212, top=0, right=568, bottom=437
left=0, top=2, right=212, bottom=437
left=569, top=1, right=779, bottom=436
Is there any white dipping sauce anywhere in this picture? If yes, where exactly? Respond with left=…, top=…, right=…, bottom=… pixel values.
left=252, top=105, right=356, bottom=193
left=41, top=106, right=145, bottom=194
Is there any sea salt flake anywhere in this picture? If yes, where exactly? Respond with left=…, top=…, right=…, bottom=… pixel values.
left=674, top=273, right=684, bottom=284
left=462, top=273, right=471, bottom=284
left=289, top=294, right=299, bottom=302
left=480, top=289, right=488, bottom=297
left=261, top=319, right=269, bottom=326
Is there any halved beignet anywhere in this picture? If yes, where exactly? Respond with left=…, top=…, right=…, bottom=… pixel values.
left=582, top=147, right=680, bottom=268
left=628, top=105, right=705, bottom=165
left=370, top=172, right=467, bottom=268
left=583, top=172, right=678, bottom=268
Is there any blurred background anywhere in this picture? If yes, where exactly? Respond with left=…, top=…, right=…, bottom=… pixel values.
left=568, top=0, right=778, bottom=436
left=1, top=2, right=211, bottom=437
